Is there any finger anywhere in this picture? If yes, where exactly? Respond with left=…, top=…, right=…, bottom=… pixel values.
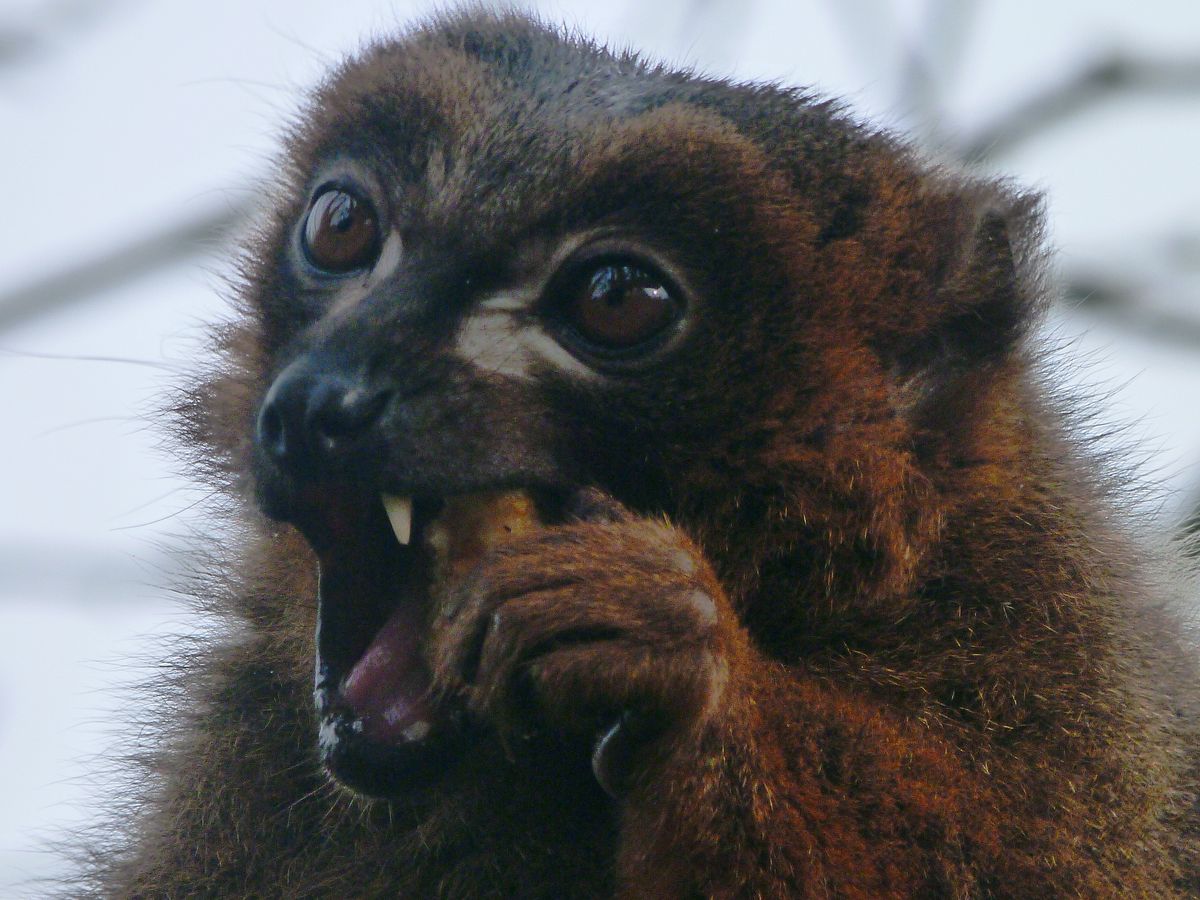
left=565, top=487, right=631, bottom=525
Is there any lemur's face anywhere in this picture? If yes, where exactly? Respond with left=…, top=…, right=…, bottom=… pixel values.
left=242, top=23, right=1016, bottom=798
left=247, top=46, right=798, bottom=796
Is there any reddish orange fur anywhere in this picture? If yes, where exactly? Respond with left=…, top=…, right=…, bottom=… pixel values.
left=76, top=10, right=1199, bottom=898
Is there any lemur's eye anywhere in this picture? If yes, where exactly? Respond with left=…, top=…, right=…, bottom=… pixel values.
left=562, top=261, right=679, bottom=350
left=302, top=188, right=381, bottom=273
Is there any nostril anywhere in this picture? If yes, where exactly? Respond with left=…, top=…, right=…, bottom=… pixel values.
left=308, top=384, right=390, bottom=443
left=256, top=370, right=305, bottom=466
left=255, top=355, right=387, bottom=477
left=257, top=402, right=287, bottom=460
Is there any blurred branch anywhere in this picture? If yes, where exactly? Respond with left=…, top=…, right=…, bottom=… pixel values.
left=823, top=0, right=898, bottom=91
left=895, top=0, right=979, bottom=145
left=0, top=0, right=134, bottom=71
left=1062, top=250, right=1200, bottom=349
left=961, top=54, right=1200, bottom=161
left=0, top=23, right=39, bottom=67
left=1063, top=287, right=1200, bottom=348
left=0, top=202, right=247, bottom=334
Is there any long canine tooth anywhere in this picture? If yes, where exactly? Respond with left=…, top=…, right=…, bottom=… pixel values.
left=382, top=494, right=413, bottom=546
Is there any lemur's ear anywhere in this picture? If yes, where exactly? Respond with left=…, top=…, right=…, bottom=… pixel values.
left=888, top=189, right=1044, bottom=377
left=846, top=178, right=1043, bottom=384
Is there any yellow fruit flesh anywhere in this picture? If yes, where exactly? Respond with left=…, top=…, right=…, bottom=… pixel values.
left=425, top=490, right=540, bottom=583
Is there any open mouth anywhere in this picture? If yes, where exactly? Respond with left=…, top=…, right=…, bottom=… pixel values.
left=295, top=486, right=547, bottom=797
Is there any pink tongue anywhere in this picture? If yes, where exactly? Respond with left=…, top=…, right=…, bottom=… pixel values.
left=342, top=604, right=434, bottom=743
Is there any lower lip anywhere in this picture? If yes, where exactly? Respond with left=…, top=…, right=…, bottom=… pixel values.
left=315, top=695, right=463, bottom=797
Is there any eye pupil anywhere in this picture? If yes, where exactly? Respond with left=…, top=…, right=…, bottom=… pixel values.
left=302, top=188, right=380, bottom=273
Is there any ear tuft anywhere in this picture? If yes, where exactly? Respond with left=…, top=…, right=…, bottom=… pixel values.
left=937, top=205, right=1024, bottom=360
left=885, top=187, right=1043, bottom=377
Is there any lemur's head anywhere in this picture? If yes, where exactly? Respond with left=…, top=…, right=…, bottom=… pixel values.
left=240, top=12, right=1039, bottom=797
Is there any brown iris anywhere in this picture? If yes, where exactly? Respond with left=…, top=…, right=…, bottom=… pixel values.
left=563, top=262, right=679, bottom=351
left=302, top=188, right=381, bottom=273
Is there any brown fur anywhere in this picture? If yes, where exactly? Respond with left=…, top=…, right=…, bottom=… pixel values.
left=80, top=10, right=1199, bottom=898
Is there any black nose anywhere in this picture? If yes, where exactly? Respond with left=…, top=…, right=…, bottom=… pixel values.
left=256, top=356, right=388, bottom=478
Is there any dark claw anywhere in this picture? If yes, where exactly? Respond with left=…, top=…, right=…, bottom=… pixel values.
left=566, top=488, right=629, bottom=525
left=591, top=709, right=660, bottom=799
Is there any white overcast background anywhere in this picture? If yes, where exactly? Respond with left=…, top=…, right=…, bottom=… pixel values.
left=2, top=0, right=1199, bottom=891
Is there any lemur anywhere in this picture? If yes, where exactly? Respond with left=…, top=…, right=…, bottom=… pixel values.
left=81, top=10, right=1200, bottom=898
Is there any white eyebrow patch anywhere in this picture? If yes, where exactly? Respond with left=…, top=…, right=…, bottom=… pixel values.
left=478, top=287, right=539, bottom=313
left=454, top=297, right=596, bottom=382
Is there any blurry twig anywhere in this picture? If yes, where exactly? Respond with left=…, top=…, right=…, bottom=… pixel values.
left=895, top=0, right=980, bottom=146
left=1063, top=275, right=1200, bottom=349
left=0, top=0, right=135, bottom=70
left=961, top=54, right=1200, bottom=161
left=823, top=0, right=898, bottom=96
left=0, top=202, right=248, bottom=334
